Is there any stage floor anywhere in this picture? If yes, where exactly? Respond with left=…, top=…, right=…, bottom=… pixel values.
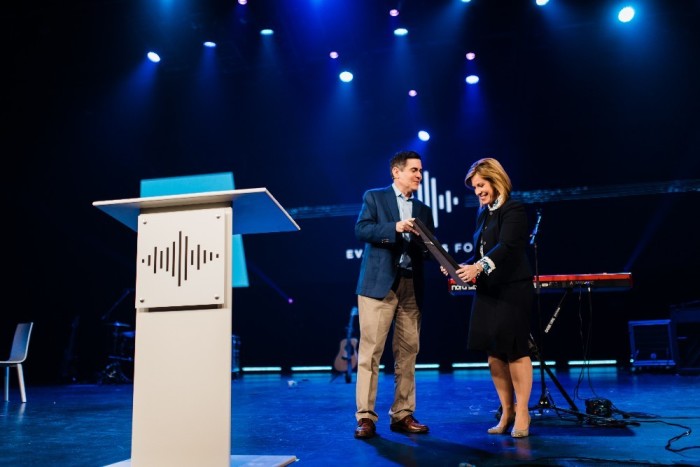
left=2, top=367, right=699, bottom=466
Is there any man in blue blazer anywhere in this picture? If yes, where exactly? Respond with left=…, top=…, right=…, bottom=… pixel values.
left=353, top=150, right=435, bottom=439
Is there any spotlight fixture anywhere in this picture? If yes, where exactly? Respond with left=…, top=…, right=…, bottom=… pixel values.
left=618, top=6, right=635, bottom=23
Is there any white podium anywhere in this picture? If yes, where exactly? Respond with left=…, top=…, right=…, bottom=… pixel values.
left=94, top=188, right=299, bottom=467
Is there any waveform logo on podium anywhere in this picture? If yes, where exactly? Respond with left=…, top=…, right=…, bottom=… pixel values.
left=415, top=170, right=461, bottom=228
left=141, top=231, right=222, bottom=287
left=135, top=208, right=227, bottom=308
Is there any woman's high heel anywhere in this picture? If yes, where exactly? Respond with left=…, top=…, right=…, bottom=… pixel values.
left=487, top=415, right=515, bottom=435
left=510, top=414, right=531, bottom=438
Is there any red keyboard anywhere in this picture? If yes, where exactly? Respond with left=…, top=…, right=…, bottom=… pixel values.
left=448, top=272, right=633, bottom=295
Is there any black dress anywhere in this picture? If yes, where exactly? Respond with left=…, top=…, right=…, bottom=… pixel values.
left=467, top=199, right=534, bottom=361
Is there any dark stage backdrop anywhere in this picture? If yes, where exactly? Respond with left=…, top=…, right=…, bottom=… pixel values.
left=3, top=0, right=699, bottom=383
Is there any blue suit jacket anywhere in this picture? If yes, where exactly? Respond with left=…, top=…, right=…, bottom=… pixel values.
left=355, top=185, right=435, bottom=303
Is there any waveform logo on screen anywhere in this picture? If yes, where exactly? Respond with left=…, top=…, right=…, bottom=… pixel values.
left=415, top=170, right=461, bottom=228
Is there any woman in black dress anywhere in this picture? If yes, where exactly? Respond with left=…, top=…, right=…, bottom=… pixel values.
left=452, top=158, right=534, bottom=438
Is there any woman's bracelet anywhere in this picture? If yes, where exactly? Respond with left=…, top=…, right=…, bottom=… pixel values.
left=478, top=258, right=492, bottom=275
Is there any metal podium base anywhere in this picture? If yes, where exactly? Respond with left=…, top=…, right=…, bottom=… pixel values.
left=106, top=454, right=298, bottom=467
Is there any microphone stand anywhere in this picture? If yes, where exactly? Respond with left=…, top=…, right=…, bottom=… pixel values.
left=530, top=209, right=553, bottom=410
left=530, top=209, right=542, bottom=330
left=528, top=209, right=552, bottom=411
left=527, top=209, right=582, bottom=418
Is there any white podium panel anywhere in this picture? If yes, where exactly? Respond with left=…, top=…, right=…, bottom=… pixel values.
left=135, top=207, right=227, bottom=309
left=131, top=307, right=231, bottom=466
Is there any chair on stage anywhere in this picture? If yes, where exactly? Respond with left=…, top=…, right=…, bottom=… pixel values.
left=1, top=322, right=34, bottom=403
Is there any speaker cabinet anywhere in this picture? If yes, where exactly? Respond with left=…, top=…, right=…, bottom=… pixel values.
left=671, top=305, right=700, bottom=374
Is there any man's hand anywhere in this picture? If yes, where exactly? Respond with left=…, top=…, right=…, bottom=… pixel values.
left=396, top=218, right=419, bottom=235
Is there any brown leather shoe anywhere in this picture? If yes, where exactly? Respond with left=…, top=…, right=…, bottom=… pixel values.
left=354, top=418, right=376, bottom=439
left=390, top=415, right=429, bottom=434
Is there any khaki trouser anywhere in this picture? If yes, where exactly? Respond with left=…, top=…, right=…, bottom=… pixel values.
left=355, top=277, right=421, bottom=423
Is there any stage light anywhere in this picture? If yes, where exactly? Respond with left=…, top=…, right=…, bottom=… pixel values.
left=260, top=29, right=274, bottom=36
left=242, top=367, right=282, bottom=373
left=339, top=71, right=353, bottom=82
left=415, top=363, right=439, bottom=369
left=290, top=366, right=331, bottom=372
left=394, top=28, right=408, bottom=36
left=203, top=41, right=216, bottom=48
left=569, top=360, right=617, bottom=366
left=418, top=130, right=430, bottom=141
left=466, top=52, right=476, bottom=61
left=408, top=89, right=417, bottom=97
left=238, top=0, right=247, bottom=4
left=465, top=74, right=479, bottom=84
left=452, top=362, right=489, bottom=369
left=618, top=6, right=635, bottom=23
left=147, top=51, right=160, bottom=63
left=329, top=51, right=339, bottom=59
left=389, top=9, right=399, bottom=17
left=536, top=0, right=549, bottom=6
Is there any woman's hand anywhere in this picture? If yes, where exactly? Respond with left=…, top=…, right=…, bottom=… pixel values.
left=442, top=262, right=482, bottom=282
left=456, top=263, right=482, bottom=283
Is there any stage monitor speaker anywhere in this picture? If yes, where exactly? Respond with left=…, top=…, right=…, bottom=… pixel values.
left=670, top=304, right=700, bottom=374
left=628, top=319, right=676, bottom=371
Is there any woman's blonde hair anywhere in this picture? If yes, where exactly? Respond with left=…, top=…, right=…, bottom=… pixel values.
left=464, top=158, right=512, bottom=202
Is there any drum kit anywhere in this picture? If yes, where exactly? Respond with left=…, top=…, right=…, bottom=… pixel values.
left=100, top=321, right=135, bottom=384
left=99, top=288, right=136, bottom=384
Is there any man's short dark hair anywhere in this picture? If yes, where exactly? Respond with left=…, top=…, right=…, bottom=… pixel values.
left=390, top=150, right=422, bottom=173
